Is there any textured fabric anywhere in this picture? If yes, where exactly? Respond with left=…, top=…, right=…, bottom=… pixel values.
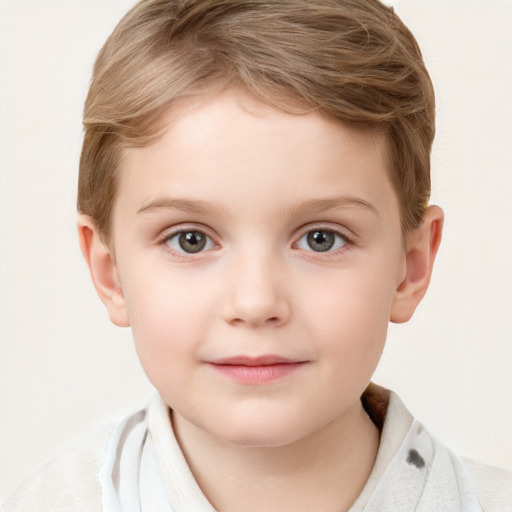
left=98, top=408, right=173, bottom=511
left=0, top=426, right=107, bottom=512
left=94, top=388, right=489, bottom=512
left=2, top=386, right=511, bottom=511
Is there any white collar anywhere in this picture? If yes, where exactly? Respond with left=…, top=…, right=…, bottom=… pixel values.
left=98, top=385, right=483, bottom=512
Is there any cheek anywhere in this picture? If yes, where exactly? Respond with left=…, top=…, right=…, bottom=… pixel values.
left=306, top=282, right=391, bottom=404
left=120, top=266, right=217, bottom=375
left=301, top=264, right=398, bottom=360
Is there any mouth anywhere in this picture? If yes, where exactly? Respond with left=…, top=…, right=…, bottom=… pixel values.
left=206, top=355, right=307, bottom=384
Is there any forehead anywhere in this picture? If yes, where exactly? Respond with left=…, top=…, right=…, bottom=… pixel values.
left=114, top=89, right=398, bottom=226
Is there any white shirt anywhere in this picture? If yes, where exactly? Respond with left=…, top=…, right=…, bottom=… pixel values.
left=3, top=384, right=511, bottom=511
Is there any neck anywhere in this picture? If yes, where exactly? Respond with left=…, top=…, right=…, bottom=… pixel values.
left=173, top=400, right=380, bottom=512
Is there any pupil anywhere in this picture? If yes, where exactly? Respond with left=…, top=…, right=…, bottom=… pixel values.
left=179, top=231, right=206, bottom=253
left=307, top=230, right=335, bottom=252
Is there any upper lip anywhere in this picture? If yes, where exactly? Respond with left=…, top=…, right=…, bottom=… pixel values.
left=208, top=355, right=304, bottom=366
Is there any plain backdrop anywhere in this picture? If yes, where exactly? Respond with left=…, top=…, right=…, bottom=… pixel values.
left=1, top=0, right=511, bottom=502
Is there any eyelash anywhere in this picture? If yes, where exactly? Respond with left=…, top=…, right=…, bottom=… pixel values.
left=158, top=227, right=217, bottom=257
left=158, top=225, right=353, bottom=258
left=294, top=227, right=352, bottom=257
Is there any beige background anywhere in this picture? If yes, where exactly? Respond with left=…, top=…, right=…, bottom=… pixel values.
left=1, top=0, right=511, bottom=501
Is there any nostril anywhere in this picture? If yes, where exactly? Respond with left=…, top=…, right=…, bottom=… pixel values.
left=230, top=315, right=282, bottom=327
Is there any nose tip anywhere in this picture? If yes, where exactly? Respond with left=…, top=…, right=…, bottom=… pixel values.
left=222, top=260, right=291, bottom=328
left=224, top=293, right=290, bottom=328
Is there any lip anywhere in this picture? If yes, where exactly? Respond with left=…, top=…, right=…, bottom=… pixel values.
left=207, top=355, right=307, bottom=384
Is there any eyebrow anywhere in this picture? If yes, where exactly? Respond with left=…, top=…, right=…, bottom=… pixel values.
left=137, top=198, right=224, bottom=215
left=137, top=196, right=378, bottom=216
left=287, top=197, right=379, bottom=217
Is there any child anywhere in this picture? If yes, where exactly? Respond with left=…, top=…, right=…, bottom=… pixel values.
left=2, top=0, right=511, bottom=510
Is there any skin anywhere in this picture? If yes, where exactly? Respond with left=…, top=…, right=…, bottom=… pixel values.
left=79, top=88, right=443, bottom=511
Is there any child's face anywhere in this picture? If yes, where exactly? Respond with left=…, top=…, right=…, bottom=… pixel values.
left=106, top=89, right=408, bottom=446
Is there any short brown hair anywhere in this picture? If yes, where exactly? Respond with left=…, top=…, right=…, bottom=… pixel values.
left=78, top=0, right=435, bottom=238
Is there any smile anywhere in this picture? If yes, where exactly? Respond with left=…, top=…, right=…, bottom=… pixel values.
left=207, top=355, right=307, bottom=384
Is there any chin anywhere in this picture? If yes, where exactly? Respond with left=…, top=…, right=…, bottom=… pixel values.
left=209, top=415, right=309, bottom=449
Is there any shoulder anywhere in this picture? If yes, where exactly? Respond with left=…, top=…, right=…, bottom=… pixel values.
left=462, top=457, right=512, bottom=512
left=1, top=424, right=112, bottom=512
left=370, top=386, right=512, bottom=511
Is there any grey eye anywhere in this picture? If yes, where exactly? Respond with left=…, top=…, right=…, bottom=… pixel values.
left=166, top=230, right=213, bottom=254
left=296, top=229, right=347, bottom=253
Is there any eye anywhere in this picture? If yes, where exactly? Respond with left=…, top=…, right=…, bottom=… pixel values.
left=296, top=229, right=348, bottom=253
left=165, top=230, right=214, bottom=254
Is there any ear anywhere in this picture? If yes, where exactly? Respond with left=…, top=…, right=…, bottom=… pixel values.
left=77, top=215, right=130, bottom=327
left=390, top=206, right=444, bottom=324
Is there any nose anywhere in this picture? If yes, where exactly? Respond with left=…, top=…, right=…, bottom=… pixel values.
left=221, top=252, right=291, bottom=328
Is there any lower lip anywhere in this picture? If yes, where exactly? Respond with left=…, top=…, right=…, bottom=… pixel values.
left=209, top=362, right=305, bottom=384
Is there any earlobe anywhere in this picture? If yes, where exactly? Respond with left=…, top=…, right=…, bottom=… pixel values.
left=390, top=206, right=444, bottom=324
left=77, top=215, right=130, bottom=327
